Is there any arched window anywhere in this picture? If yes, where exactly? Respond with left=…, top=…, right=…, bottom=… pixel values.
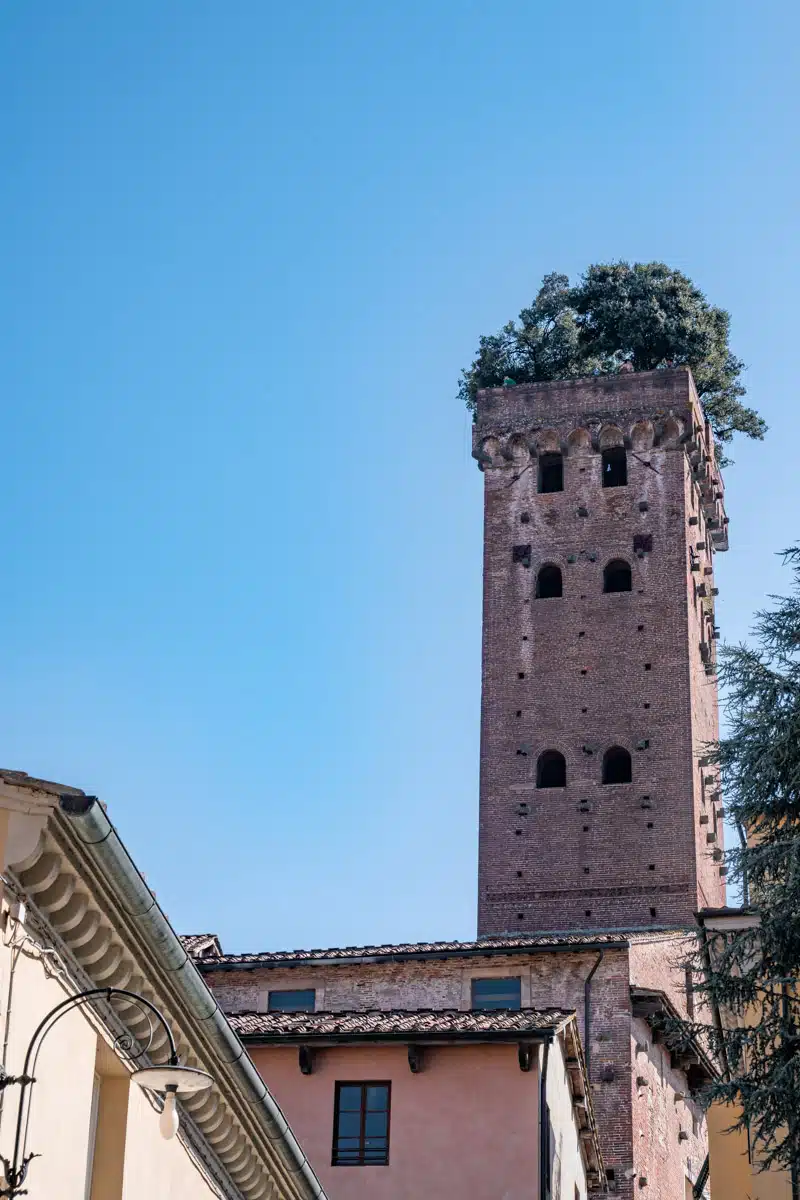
left=603, top=559, right=632, bottom=593
left=602, top=746, right=632, bottom=784
left=538, top=453, right=563, bottom=493
left=537, top=750, right=566, bottom=789
left=602, top=446, right=627, bottom=487
left=536, top=564, right=563, bottom=599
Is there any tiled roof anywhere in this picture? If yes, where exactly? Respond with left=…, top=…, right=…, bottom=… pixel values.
left=180, top=933, right=223, bottom=957
left=229, top=1007, right=575, bottom=1040
left=191, top=929, right=654, bottom=968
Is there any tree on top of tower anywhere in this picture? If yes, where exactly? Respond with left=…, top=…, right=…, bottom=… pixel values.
left=458, top=262, right=766, bottom=457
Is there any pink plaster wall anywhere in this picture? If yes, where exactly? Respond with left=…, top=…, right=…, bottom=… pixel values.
left=251, top=1043, right=541, bottom=1200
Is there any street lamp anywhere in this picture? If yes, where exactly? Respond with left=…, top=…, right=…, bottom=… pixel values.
left=0, top=986, right=213, bottom=1198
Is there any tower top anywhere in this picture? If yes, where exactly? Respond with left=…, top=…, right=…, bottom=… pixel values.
left=472, top=367, right=727, bottom=551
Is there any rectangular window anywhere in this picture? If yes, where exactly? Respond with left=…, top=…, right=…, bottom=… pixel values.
left=267, top=988, right=316, bottom=1012
left=332, top=1082, right=391, bottom=1166
left=471, top=976, right=522, bottom=1010
left=538, top=453, right=563, bottom=493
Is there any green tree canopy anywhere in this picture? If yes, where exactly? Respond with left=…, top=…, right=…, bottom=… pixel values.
left=459, top=262, right=766, bottom=454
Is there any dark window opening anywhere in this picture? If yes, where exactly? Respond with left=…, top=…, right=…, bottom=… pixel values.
left=650, top=907, right=658, bottom=918
left=536, top=564, right=563, bottom=599
left=603, top=559, right=632, bottom=593
left=332, top=1082, right=390, bottom=1166
left=648, top=863, right=656, bottom=871
left=602, top=446, right=627, bottom=487
left=538, top=453, right=563, bottom=493
left=512, top=543, right=532, bottom=566
left=471, top=977, right=522, bottom=1010
left=268, top=989, right=316, bottom=1013
left=537, top=750, right=567, bottom=789
left=584, top=910, right=592, bottom=918
left=602, top=746, right=632, bottom=785
left=633, top=533, right=653, bottom=553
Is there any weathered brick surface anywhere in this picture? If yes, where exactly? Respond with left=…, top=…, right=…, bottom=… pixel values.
left=474, top=368, right=726, bottom=934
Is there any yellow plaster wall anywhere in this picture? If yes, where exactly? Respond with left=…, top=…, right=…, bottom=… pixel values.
left=121, top=1084, right=220, bottom=1200
left=708, top=1102, right=792, bottom=1200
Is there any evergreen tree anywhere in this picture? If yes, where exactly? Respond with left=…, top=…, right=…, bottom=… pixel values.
left=459, top=262, right=766, bottom=458
left=677, top=548, right=800, bottom=1183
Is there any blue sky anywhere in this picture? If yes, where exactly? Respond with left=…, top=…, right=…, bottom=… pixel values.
left=1, top=2, right=796, bottom=951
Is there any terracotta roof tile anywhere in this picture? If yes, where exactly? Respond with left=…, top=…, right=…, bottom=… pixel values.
left=230, top=1006, right=574, bottom=1040
left=191, top=930, right=650, bottom=968
left=180, top=933, right=223, bottom=957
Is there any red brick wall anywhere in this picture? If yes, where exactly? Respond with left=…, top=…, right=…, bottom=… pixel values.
left=474, top=369, right=726, bottom=935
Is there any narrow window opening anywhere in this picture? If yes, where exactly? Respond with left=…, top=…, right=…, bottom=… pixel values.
left=536, top=564, right=563, bottom=599
left=602, top=446, right=627, bottom=487
left=582, top=825, right=589, bottom=832
left=645, top=663, right=651, bottom=671
left=602, top=746, right=632, bottom=784
left=647, top=822, right=654, bottom=829
left=538, top=453, right=563, bottom=493
left=516, top=870, right=523, bottom=877
left=584, top=910, right=592, bottom=918
left=517, top=913, right=524, bottom=920
left=581, top=707, right=588, bottom=713
left=536, top=750, right=567, bottom=789
left=637, top=624, right=644, bottom=632
left=516, top=710, right=522, bottom=717
left=650, top=907, right=658, bottom=918
left=518, top=671, right=525, bottom=679
left=603, top=559, right=632, bottom=593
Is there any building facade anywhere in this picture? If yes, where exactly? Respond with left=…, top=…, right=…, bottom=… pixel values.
left=194, top=937, right=607, bottom=1199
left=0, top=770, right=327, bottom=1200
left=194, top=930, right=713, bottom=1199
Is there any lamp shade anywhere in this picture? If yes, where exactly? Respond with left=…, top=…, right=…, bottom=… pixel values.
left=131, top=1065, right=213, bottom=1094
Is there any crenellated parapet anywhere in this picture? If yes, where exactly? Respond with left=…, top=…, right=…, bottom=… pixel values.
left=472, top=367, right=728, bottom=551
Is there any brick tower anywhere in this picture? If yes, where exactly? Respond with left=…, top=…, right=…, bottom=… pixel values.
left=474, top=368, right=727, bottom=937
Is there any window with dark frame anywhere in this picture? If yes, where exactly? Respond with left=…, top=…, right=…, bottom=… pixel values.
left=332, top=1082, right=391, bottom=1166
left=267, top=989, right=316, bottom=1013
left=471, top=976, right=522, bottom=1010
